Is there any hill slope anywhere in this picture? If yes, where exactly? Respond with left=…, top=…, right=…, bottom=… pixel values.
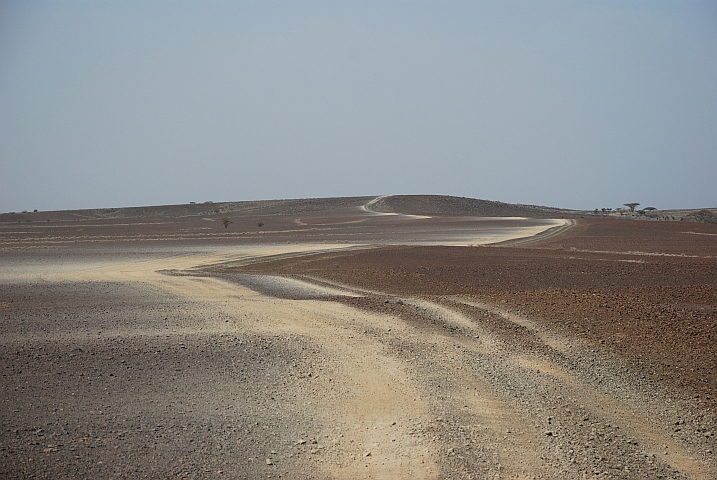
left=1, top=195, right=577, bottom=223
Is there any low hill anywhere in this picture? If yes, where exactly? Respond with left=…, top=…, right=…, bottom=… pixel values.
left=7, top=194, right=714, bottom=224
left=369, top=195, right=576, bottom=218
left=0, top=197, right=373, bottom=223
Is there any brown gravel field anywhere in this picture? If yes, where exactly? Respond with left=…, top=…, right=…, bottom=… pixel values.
left=237, top=218, right=717, bottom=409
left=2, top=197, right=716, bottom=479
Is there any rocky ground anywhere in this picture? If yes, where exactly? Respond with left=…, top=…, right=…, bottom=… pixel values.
left=1, top=196, right=715, bottom=479
left=226, top=217, right=717, bottom=479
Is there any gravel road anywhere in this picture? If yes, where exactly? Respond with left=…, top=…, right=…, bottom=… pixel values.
left=2, top=205, right=715, bottom=479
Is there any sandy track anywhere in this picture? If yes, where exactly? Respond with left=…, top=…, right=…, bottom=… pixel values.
left=153, top=268, right=550, bottom=478
left=2, top=245, right=440, bottom=478
left=3, top=222, right=716, bottom=479
left=154, top=275, right=439, bottom=479
left=210, top=243, right=716, bottom=479
left=171, top=249, right=713, bottom=477
left=249, top=274, right=716, bottom=479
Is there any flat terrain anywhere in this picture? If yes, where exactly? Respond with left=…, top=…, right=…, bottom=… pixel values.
left=1, top=196, right=715, bottom=479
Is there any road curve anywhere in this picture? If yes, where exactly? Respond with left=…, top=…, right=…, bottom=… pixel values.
left=3, top=227, right=713, bottom=478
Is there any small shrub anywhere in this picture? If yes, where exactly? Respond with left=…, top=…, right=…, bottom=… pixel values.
left=257, top=222, right=264, bottom=227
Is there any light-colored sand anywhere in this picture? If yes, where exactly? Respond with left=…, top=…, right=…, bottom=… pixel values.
left=5, top=236, right=713, bottom=478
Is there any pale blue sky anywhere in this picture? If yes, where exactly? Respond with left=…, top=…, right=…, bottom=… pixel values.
left=1, top=1, right=716, bottom=212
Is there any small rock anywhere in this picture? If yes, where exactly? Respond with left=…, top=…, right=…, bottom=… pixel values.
left=545, top=431, right=554, bottom=436
left=363, top=451, right=371, bottom=457
left=265, top=459, right=273, bottom=465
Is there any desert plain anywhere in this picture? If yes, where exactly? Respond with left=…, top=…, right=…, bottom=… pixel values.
left=1, top=195, right=715, bottom=479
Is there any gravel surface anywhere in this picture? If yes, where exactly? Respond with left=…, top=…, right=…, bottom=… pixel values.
left=2, top=198, right=716, bottom=479
left=227, top=217, right=717, bottom=479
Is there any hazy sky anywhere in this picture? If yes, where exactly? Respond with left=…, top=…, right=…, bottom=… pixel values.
left=1, top=1, right=716, bottom=212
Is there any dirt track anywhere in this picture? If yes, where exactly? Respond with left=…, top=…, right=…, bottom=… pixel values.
left=1, top=199, right=716, bottom=479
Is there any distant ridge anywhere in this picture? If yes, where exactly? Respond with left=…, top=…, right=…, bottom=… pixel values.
left=1, top=195, right=576, bottom=222
left=369, top=195, right=576, bottom=218
left=4, top=195, right=713, bottom=225
left=0, top=196, right=373, bottom=222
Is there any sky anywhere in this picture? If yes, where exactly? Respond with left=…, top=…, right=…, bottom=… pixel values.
left=1, top=1, right=716, bottom=212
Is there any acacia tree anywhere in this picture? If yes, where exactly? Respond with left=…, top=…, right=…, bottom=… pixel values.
left=624, top=203, right=640, bottom=212
left=219, top=216, right=232, bottom=228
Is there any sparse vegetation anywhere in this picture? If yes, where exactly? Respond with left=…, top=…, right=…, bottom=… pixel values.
left=219, top=216, right=232, bottom=228
left=624, top=202, right=640, bottom=212
left=687, top=209, right=714, bottom=222
left=257, top=222, right=264, bottom=228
